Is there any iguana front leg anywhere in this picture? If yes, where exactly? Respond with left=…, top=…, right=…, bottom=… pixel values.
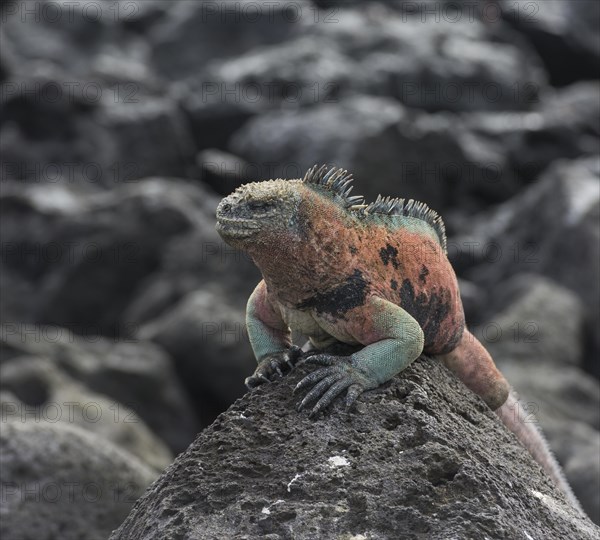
left=245, top=281, right=302, bottom=388
left=295, top=296, right=424, bottom=416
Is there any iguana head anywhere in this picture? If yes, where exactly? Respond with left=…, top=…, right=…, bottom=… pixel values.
left=215, top=179, right=303, bottom=248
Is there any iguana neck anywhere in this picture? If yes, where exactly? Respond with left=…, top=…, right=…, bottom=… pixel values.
left=247, top=238, right=335, bottom=306
left=247, top=195, right=356, bottom=306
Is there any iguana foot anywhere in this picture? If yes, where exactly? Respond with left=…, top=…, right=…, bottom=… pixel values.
left=245, top=345, right=303, bottom=389
left=293, top=354, right=378, bottom=417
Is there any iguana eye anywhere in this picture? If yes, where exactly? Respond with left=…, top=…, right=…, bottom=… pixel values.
left=249, top=201, right=271, bottom=211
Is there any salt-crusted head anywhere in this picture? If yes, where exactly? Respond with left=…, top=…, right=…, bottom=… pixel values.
left=215, top=179, right=303, bottom=248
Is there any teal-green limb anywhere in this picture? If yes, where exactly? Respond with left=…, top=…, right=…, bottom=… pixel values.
left=246, top=281, right=291, bottom=363
left=350, top=297, right=425, bottom=384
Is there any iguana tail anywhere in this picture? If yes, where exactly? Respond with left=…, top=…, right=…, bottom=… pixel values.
left=495, top=389, right=584, bottom=514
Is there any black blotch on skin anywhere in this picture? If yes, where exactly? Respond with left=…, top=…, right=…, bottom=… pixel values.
left=399, top=279, right=459, bottom=351
left=390, top=279, right=398, bottom=290
left=297, top=269, right=367, bottom=318
left=379, top=243, right=400, bottom=269
left=419, top=265, right=430, bottom=284
left=349, top=245, right=358, bottom=255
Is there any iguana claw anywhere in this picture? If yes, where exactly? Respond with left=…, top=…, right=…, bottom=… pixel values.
left=294, top=354, right=378, bottom=417
left=245, top=345, right=303, bottom=389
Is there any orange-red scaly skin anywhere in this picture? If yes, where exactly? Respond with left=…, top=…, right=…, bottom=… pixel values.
left=220, top=177, right=581, bottom=509
left=223, top=181, right=508, bottom=409
left=249, top=186, right=464, bottom=354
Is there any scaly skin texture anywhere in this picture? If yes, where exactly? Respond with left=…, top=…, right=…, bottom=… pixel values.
left=216, top=166, right=507, bottom=411
left=215, top=166, right=582, bottom=512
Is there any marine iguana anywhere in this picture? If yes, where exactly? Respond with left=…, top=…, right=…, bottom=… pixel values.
left=215, top=165, right=582, bottom=512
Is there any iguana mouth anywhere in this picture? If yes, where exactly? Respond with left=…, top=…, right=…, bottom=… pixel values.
left=216, top=217, right=260, bottom=239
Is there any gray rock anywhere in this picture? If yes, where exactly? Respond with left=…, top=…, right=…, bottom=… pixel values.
left=0, top=179, right=202, bottom=335
left=561, top=424, right=600, bottom=525
left=500, top=0, right=600, bottom=86
left=477, top=274, right=585, bottom=366
left=177, top=79, right=259, bottom=151
left=195, top=149, right=258, bottom=196
left=1, top=420, right=157, bottom=540
left=485, top=352, right=600, bottom=521
left=116, top=0, right=178, bottom=33
left=0, top=357, right=173, bottom=471
left=457, top=278, right=488, bottom=325
left=138, top=289, right=256, bottom=423
left=463, top=81, right=600, bottom=184
left=1, top=0, right=130, bottom=79
left=1, top=326, right=197, bottom=454
left=230, top=94, right=518, bottom=212
left=491, top=360, right=600, bottom=435
left=0, top=65, right=116, bottom=190
left=312, top=5, right=546, bottom=113
left=198, top=5, right=545, bottom=113
left=542, top=420, right=600, bottom=524
left=179, top=4, right=545, bottom=154
left=188, top=35, right=357, bottom=113
left=120, top=182, right=260, bottom=321
left=452, top=156, right=600, bottom=376
left=111, top=357, right=599, bottom=539
left=149, top=0, right=309, bottom=81
left=0, top=0, right=191, bottom=191
left=96, top=96, right=196, bottom=182
left=173, top=1, right=548, bottom=156
left=0, top=67, right=193, bottom=189
left=230, top=82, right=599, bottom=217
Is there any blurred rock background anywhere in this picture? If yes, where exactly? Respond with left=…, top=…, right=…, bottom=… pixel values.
left=0, top=0, right=598, bottom=537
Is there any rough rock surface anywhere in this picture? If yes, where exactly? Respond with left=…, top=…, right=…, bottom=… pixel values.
left=198, top=5, right=546, bottom=114
left=229, top=94, right=519, bottom=212
left=0, top=177, right=247, bottom=334
left=452, top=156, right=600, bottom=376
left=500, top=0, right=600, bottom=86
left=138, top=289, right=255, bottom=423
left=149, top=0, right=309, bottom=81
left=1, top=325, right=198, bottom=454
left=1, top=420, right=157, bottom=540
left=229, top=88, right=599, bottom=215
left=0, top=357, right=173, bottom=471
left=1, top=0, right=599, bottom=534
left=479, top=274, right=585, bottom=367
left=111, top=357, right=599, bottom=540
left=472, top=273, right=600, bottom=518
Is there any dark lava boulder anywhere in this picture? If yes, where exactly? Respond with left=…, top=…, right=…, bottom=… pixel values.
left=0, top=178, right=216, bottom=336
left=192, top=4, right=545, bottom=114
left=450, top=156, right=600, bottom=376
left=229, top=94, right=519, bottom=213
left=138, top=289, right=256, bottom=425
left=479, top=274, right=586, bottom=367
left=473, top=274, right=599, bottom=521
left=111, top=357, right=598, bottom=539
left=500, top=0, right=600, bottom=86
left=1, top=325, right=198, bottom=454
left=229, top=83, right=599, bottom=217
left=149, top=0, right=309, bottom=81
left=463, top=81, right=600, bottom=186
left=0, top=357, right=173, bottom=471
left=1, top=420, right=156, bottom=540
